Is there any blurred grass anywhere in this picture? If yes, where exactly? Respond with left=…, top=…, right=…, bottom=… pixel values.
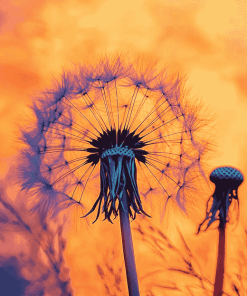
left=0, top=169, right=247, bottom=295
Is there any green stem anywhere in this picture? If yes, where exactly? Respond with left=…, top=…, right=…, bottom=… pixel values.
left=119, top=190, right=140, bottom=296
left=213, top=221, right=226, bottom=296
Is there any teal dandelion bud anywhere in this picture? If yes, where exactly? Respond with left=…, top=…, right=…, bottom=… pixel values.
left=198, top=166, right=244, bottom=232
left=197, top=166, right=244, bottom=296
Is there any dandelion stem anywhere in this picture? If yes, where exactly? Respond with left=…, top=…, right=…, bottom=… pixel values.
left=213, top=220, right=226, bottom=296
left=119, top=190, right=140, bottom=296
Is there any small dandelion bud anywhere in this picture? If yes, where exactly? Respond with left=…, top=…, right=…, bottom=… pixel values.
left=198, top=166, right=244, bottom=233
left=198, top=166, right=244, bottom=296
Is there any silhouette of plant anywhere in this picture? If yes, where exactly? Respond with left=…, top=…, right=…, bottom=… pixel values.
left=17, top=55, right=212, bottom=295
left=0, top=186, right=73, bottom=296
left=197, top=166, right=244, bottom=296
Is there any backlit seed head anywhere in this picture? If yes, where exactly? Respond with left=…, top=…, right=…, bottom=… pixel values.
left=17, top=55, right=213, bottom=224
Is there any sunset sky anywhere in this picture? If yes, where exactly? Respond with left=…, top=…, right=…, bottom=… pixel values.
left=0, top=0, right=247, bottom=295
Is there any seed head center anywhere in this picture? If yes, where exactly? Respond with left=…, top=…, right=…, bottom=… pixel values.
left=101, top=145, right=135, bottom=159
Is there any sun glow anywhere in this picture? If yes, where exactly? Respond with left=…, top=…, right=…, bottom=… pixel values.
left=0, top=0, right=247, bottom=295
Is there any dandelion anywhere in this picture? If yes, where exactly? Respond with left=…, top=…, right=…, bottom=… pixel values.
left=197, top=166, right=244, bottom=296
left=18, top=55, right=210, bottom=296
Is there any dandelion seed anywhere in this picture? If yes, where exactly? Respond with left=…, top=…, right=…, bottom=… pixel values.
left=17, top=55, right=211, bottom=296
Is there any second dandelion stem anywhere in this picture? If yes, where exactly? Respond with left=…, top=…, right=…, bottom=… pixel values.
left=213, top=220, right=226, bottom=296
left=119, top=190, right=140, bottom=296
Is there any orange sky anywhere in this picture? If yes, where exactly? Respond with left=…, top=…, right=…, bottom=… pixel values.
left=1, top=0, right=247, bottom=295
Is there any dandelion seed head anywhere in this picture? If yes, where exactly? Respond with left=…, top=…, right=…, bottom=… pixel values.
left=17, top=55, right=213, bottom=223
